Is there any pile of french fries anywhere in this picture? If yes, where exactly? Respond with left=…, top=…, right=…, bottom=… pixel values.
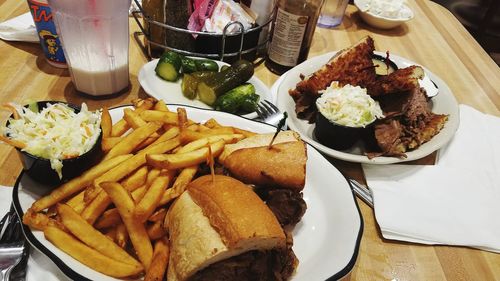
left=23, top=98, right=256, bottom=280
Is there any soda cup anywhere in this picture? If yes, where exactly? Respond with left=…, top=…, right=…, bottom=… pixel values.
left=27, top=0, right=67, bottom=68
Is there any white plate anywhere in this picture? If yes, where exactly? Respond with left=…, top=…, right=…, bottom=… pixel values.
left=138, top=59, right=273, bottom=119
left=13, top=105, right=363, bottom=281
left=276, top=51, right=460, bottom=164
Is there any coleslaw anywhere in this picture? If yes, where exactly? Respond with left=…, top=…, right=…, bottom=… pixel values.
left=4, top=102, right=101, bottom=178
left=316, top=83, right=384, bottom=127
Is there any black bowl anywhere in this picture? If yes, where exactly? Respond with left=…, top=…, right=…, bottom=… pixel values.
left=7, top=101, right=103, bottom=186
left=314, top=111, right=369, bottom=151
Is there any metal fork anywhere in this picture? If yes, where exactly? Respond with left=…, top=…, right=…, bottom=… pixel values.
left=0, top=206, right=26, bottom=281
left=255, top=100, right=284, bottom=127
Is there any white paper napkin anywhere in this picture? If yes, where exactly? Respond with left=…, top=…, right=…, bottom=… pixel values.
left=0, top=186, right=67, bottom=281
left=363, top=105, right=500, bottom=253
left=0, top=13, right=39, bottom=43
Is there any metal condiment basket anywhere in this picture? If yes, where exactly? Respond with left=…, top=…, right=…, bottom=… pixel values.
left=131, top=0, right=273, bottom=61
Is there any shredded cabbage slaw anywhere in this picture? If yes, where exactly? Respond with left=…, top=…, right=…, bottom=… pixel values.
left=4, top=102, right=101, bottom=178
left=316, top=83, right=384, bottom=127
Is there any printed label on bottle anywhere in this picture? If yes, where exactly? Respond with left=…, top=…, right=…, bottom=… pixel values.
left=28, top=0, right=66, bottom=67
left=268, top=7, right=308, bottom=67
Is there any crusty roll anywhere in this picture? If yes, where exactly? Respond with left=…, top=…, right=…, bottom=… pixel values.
left=166, top=175, right=291, bottom=281
left=220, top=131, right=307, bottom=191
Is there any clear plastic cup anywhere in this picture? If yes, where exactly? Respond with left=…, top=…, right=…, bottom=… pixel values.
left=48, top=0, right=131, bottom=96
left=317, top=0, right=350, bottom=28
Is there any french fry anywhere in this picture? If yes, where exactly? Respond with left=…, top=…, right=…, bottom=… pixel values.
left=146, top=220, right=166, bottom=240
left=146, top=168, right=161, bottom=186
left=31, top=154, right=133, bottom=212
left=203, top=118, right=223, bottom=128
left=144, top=237, right=169, bottom=281
left=95, top=208, right=121, bottom=229
left=139, top=110, right=180, bottom=125
left=0, top=134, right=26, bottom=149
left=179, top=128, right=235, bottom=143
left=123, top=108, right=148, bottom=129
left=177, top=134, right=244, bottom=154
left=146, top=139, right=225, bottom=170
left=116, top=223, right=129, bottom=249
left=177, top=108, right=189, bottom=130
left=111, top=100, right=155, bottom=137
left=101, top=107, right=112, bottom=138
left=65, top=190, right=86, bottom=214
left=121, top=166, right=149, bottom=191
left=103, top=122, right=162, bottom=161
left=103, top=226, right=117, bottom=241
left=131, top=184, right=148, bottom=202
left=149, top=126, right=180, bottom=147
left=100, top=182, right=153, bottom=269
left=153, top=100, right=170, bottom=112
left=159, top=166, right=197, bottom=206
left=148, top=208, right=167, bottom=222
left=84, top=185, right=100, bottom=205
left=135, top=170, right=175, bottom=222
left=44, top=226, right=144, bottom=278
left=57, top=203, right=142, bottom=267
left=94, top=137, right=181, bottom=187
left=101, top=137, right=122, bottom=152
left=22, top=208, right=50, bottom=230
left=132, top=97, right=156, bottom=109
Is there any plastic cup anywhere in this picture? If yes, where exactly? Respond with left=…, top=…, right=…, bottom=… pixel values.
left=317, top=0, right=350, bottom=28
left=48, top=0, right=131, bottom=97
left=27, top=0, right=67, bottom=68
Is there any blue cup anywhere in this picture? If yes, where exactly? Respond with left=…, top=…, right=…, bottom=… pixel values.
left=27, top=0, right=67, bottom=68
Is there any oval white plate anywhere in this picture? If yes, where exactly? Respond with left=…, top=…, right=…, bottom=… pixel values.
left=138, top=59, right=273, bottom=119
left=276, top=51, right=460, bottom=164
left=14, top=105, right=363, bottom=281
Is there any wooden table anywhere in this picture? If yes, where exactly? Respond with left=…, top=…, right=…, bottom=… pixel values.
left=1, top=0, right=499, bottom=280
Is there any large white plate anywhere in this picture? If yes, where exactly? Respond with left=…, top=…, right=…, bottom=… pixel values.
left=13, top=105, right=363, bottom=281
left=139, top=59, right=273, bottom=119
left=276, top=51, right=460, bottom=164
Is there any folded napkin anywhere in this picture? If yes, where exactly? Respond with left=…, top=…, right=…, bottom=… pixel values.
left=0, top=12, right=39, bottom=43
left=0, top=186, right=67, bottom=281
left=363, top=105, right=500, bottom=253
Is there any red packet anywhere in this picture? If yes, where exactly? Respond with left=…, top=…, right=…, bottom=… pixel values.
left=187, top=0, right=219, bottom=34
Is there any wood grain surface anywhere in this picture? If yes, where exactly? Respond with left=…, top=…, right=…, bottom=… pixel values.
left=0, top=0, right=499, bottom=280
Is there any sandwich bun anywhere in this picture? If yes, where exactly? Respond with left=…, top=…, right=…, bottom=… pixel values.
left=167, top=175, right=288, bottom=281
left=220, top=131, right=307, bottom=191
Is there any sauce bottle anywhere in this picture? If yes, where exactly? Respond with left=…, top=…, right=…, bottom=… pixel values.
left=266, top=0, right=324, bottom=75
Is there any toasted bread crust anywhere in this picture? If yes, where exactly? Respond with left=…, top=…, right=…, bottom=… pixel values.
left=220, top=131, right=307, bottom=191
left=224, top=141, right=307, bottom=191
left=188, top=175, right=286, bottom=249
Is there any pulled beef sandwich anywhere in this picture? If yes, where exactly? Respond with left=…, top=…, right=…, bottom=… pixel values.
left=166, top=175, right=298, bottom=281
left=219, top=131, right=307, bottom=228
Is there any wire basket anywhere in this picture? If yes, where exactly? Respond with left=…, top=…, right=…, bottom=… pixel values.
left=131, top=0, right=273, bottom=62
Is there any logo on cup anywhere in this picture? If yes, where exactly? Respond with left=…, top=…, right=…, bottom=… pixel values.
left=28, top=0, right=66, bottom=67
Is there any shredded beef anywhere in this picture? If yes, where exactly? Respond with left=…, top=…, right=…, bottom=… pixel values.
left=265, top=190, right=307, bottom=228
left=254, top=187, right=307, bottom=228
left=368, top=88, right=448, bottom=157
left=188, top=249, right=297, bottom=281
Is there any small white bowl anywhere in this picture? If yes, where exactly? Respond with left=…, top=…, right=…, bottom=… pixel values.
left=354, top=0, right=414, bottom=29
